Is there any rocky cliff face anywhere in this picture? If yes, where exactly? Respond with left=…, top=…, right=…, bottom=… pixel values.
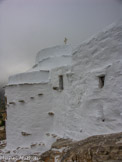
left=0, top=87, right=5, bottom=110
left=0, top=128, right=6, bottom=141
left=0, top=87, right=6, bottom=141
left=41, top=132, right=122, bottom=162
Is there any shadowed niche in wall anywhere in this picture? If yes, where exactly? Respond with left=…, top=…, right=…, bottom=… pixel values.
left=30, top=97, right=34, bottom=99
left=53, top=75, right=64, bottom=91
left=18, top=100, right=25, bottom=103
left=98, top=75, right=105, bottom=88
left=59, top=75, right=63, bottom=90
left=48, top=112, right=54, bottom=116
left=9, top=102, right=16, bottom=105
left=21, top=131, right=31, bottom=136
left=53, top=87, right=59, bottom=90
left=38, top=93, right=43, bottom=96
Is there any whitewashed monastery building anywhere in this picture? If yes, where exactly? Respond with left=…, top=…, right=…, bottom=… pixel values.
left=5, top=21, right=122, bottom=153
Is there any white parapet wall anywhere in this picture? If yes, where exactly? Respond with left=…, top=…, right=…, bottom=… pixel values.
left=8, top=70, right=49, bottom=85
left=5, top=21, right=122, bottom=153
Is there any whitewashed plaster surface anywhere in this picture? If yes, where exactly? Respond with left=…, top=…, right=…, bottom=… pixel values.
left=5, top=21, right=122, bottom=154
left=5, top=83, right=56, bottom=153
left=35, top=45, right=73, bottom=64
left=8, top=71, right=49, bottom=85
left=51, top=21, right=122, bottom=141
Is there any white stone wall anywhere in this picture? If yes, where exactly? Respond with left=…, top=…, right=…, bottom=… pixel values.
left=50, top=21, right=122, bottom=140
left=5, top=22, right=122, bottom=153
left=5, top=45, right=73, bottom=153
left=5, top=83, right=54, bottom=151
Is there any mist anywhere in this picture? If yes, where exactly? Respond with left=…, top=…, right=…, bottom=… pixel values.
left=0, top=0, right=122, bottom=84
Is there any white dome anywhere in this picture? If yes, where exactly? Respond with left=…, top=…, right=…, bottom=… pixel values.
left=35, top=45, right=73, bottom=64
left=30, top=45, right=73, bottom=71
left=8, top=45, right=73, bottom=85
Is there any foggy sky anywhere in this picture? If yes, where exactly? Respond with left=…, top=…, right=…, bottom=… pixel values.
left=0, top=0, right=122, bottom=84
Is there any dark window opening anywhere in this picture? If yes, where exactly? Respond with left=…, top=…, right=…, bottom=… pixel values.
left=59, top=75, right=64, bottom=90
left=98, top=75, right=105, bottom=88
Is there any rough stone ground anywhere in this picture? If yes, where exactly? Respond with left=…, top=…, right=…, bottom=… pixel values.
left=0, top=132, right=122, bottom=162
left=40, top=132, right=122, bottom=162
